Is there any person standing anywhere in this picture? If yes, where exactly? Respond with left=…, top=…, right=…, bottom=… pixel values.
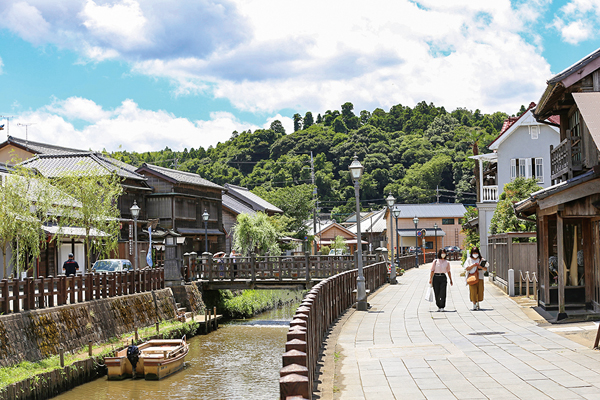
left=429, top=248, right=453, bottom=312
left=464, top=246, right=487, bottom=311
left=62, top=253, right=80, bottom=276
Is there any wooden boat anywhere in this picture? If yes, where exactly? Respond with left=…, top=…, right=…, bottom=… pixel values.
left=105, top=338, right=189, bottom=380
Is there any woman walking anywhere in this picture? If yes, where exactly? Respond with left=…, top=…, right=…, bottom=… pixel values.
left=429, top=248, right=453, bottom=312
left=464, top=246, right=487, bottom=311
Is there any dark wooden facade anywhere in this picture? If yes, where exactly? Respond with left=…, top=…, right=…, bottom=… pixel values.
left=516, top=49, right=600, bottom=316
left=136, top=164, right=225, bottom=255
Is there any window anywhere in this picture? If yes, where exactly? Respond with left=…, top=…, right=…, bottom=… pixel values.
left=519, top=158, right=527, bottom=178
left=535, top=158, right=544, bottom=183
left=511, top=159, right=517, bottom=180
left=530, top=125, right=539, bottom=139
left=425, top=241, right=433, bottom=249
left=442, top=218, right=454, bottom=225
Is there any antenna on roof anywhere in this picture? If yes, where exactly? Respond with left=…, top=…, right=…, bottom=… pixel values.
left=0, top=115, right=13, bottom=138
left=17, top=122, right=35, bottom=149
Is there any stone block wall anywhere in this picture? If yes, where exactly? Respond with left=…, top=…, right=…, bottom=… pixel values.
left=0, top=288, right=178, bottom=367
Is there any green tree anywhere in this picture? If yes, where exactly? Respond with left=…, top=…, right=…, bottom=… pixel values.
left=461, top=206, right=479, bottom=251
left=54, top=172, right=123, bottom=270
left=293, top=113, right=302, bottom=132
left=489, top=177, right=540, bottom=234
left=331, top=235, right=348, bottom=253
left=0, top=165, right=61, bottom=277
left=332, top=116, right=347, bottom=133
left=252, top=184, right=315, bottom=238
left=232, top=212, right=281, bottom=256
left=303, top=112, right=314, bottom=129
left=270, top=120, right=286, bottom=135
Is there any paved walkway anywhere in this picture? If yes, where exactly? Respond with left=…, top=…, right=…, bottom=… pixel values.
left=332, top=262, right=600, bottom=400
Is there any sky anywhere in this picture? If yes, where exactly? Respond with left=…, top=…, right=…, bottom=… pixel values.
left=0, top=0, right=600, bottom=153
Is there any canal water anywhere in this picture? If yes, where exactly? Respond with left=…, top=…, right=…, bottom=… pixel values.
left=54, top=302, right=298, bottom=400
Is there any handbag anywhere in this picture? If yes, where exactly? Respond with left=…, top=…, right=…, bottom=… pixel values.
left=466, top=267, right=479, bottom=286
left=424, top=285, right=434, bottom=302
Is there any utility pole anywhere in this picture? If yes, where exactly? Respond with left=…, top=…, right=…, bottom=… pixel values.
left=311, top=151, right=317, bottom=254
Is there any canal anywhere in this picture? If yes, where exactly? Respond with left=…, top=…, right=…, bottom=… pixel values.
left=54, top=302, right=298, bottom=400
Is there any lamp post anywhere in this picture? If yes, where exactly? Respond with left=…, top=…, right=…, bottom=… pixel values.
left=385, top=193, right=397, bottom=285
left=349, top=155, right=367, bottom=311
left=433, top=223, right=438, bottom=255
left=130, top=201, right=140, bottom=271
left=393, top=207, right=401, bottom=268
left=202, top=209, right=209, bottom=254
left=413, top=216, right=419, bottom=268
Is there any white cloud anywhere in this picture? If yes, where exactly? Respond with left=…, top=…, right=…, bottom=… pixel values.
left=0, top=1, right=51, bottom=45
left=9, top=97, right=279, bottom=152
left=554, top=19, right=592, bottom=44
left=553, top=0, right=600, bottom=44
left=263, top=114, right=293, bottom=135
left=0, top=56, right=3, bottom=74
left=0, top=0, right=556, bottom=115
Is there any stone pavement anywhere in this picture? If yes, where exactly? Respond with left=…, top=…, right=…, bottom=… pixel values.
left=332, top=261, right=600, bottom=400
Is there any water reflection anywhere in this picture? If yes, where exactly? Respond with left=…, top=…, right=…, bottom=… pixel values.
left=54, top=303, right=299, bottom=400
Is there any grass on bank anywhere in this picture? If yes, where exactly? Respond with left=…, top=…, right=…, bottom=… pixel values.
left=0, top=318, right=200, bottom=390
left=219, top=289, right=305, bottom=319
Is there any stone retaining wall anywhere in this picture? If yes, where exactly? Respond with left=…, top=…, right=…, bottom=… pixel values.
left=0, top=289, right=177, bottom=367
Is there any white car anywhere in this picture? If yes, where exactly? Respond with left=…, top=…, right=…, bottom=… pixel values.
left=92, top=259, right=133, bottom=273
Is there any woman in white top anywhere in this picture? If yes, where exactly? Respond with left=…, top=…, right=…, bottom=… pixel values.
left=464, top=246, right=487, bottom=311
left=429, top=248, right=453, bottom=312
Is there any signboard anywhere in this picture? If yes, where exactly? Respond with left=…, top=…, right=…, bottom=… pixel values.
left=129, top=222, right=133, bottom=256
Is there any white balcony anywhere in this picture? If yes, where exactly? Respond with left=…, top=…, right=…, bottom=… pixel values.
left=482, top=185, right=498, bottom=202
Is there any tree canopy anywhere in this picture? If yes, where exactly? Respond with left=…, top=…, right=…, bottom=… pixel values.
left=489, top=177, right=540, bottom=234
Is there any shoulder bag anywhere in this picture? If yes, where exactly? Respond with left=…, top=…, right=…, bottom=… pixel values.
left=466, top=265, right=479, bottom=286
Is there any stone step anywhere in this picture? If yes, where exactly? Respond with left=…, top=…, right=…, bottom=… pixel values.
left=177, top=307, right=187, bottom=314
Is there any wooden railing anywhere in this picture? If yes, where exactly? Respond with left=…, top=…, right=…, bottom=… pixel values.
left=482, top=185, right=498, bottom=202
left=190, top=254, right=379, bottom=282
left=279, top=259, right=388, bottom=399
left=551, top=138, right=582, bottom=181
left=0, top=268, right=164, bottom=314
left=488, top=233, right=536, bottom=292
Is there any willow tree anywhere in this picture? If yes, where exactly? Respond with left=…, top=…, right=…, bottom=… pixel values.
left=54, top=171, right=123, bottom=271
left=0, top=166, right=60, bottom=277
left=232, top=212, right=281, bottom=256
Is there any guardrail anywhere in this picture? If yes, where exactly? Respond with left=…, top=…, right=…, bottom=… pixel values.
left=0, top=268, right=164, bottom=314
left=279, top=259, right=388, bottom=399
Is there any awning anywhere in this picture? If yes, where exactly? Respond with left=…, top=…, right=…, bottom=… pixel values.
left=395, top=229, right=446, bottom=237
left=176, top=228, right=224, bottom=236
left=573, top=93, right=600, bottom=149
left=42, top=225, right=109, bottom=238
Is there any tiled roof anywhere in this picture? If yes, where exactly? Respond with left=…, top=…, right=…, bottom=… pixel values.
left=4, top=136, right=87, bottom=155
left=347, top=208, right=387, bottom=234
left=224, top=184, right=283, bottom=213
left=390, top=203, right=467, bottom=219
left=222, top=193, right=256, bottom=215
left=139, top=163, right=223, bottom=189
left=548, top=47, right=600, bottom=85
left=19, top=152, right=146, bottom=181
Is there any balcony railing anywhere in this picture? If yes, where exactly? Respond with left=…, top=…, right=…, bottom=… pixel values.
left=481, top=185, right=498, bottom=202
left=551, top=137, right=582, bottom=181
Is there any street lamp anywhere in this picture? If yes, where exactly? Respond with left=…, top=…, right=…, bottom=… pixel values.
left=349, top=155, right=367, bottom=311
left=385, top=193, right=397, bottom=284
left=413, top=216, right=419, bottom=268
left=393, top=206, right=401, bottom=267
left=130, top=201, right=140, bottom=271
left=433, top=223, right=438, bottom=255
left=202, top=209, right=209, bottom=254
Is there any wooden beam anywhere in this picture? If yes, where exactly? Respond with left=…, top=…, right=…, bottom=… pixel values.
left=557, top=212, right=566, bottom=318
left=584, top=219, right=593, bottom=304
left=538, top=178, right=600, bottom=210
left=538, top=205, right=559, bottom=217
left=543, top=216, right=550, bottom=305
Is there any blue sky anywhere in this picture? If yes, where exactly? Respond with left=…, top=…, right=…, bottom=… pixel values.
left=0, top=0, right=599, bottom=153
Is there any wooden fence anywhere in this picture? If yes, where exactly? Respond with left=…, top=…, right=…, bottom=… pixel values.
left=488, top=233, right=537, bottom=292
left=0, top=268, right=164, bottom=314
left=279, top=259, right=388, bottom=399
left=190, top=254, right=380, bottom=282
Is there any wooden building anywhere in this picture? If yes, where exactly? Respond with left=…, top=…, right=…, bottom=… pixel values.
left=515, top=48, right=600, bottom=317
left=309, top=220, right=367, bottom=254
left=136, top=163, right=225, bottom=255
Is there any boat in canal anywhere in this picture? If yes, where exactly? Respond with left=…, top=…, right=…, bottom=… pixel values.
left=105, top=338, right=189, bottom=381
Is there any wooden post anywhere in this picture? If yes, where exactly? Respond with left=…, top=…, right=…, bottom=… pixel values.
left=59, top=346, right=64, bottom=368
left=533, top=272, right=538, bottom=300
left=88, top=341, right=93, bottom=357
left=305, top=252, right=310, bottom=283
left=213, top=306, right=217, bottom=330
left=251, top=253, right=256, bottom=282
left=526, top=271, right=530, bottom=298
left=204, top=310, right=208, bottom=333
left=557, top=212, right=567, bottom=319
left=156, top=322, right=160, bottom=334
left=135, top=327, right=139, bottom=342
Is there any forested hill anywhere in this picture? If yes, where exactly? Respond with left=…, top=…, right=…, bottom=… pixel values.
left=111, top=101, right=517, bottom=219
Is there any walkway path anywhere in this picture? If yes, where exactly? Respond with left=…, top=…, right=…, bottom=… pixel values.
left=331, top=261, right=600, bottom=399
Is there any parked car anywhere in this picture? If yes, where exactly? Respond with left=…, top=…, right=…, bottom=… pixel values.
left=328, top=249, right=348, bottom=256
left=444, top=246, right=461, bottom=254
left=92, top=259, right=133, bottom=273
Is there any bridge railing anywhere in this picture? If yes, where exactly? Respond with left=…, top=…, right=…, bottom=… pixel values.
left=194, top=253, right=379, bottom=281
left=279, top=258, right=388, bottom=399
left=0, top=268, right=164, bottom=314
